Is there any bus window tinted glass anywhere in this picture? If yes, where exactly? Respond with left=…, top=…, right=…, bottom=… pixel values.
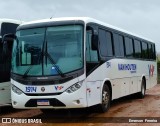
left=134, top=40, right=141, bottom=58
left=142, top=42, right=148, bottom=59
left=148, top=43, right=152, bottom=59
left=152, top=44, right=156, bottom=60
left=113, top=34, right=124, bottom=57
left=99, top=29, right=113, bottom=57
left=106, top=31, right=113, bottom=56
left=125, top=37, right=133, bottom=57
left=86, top=31, right=98, bottom=62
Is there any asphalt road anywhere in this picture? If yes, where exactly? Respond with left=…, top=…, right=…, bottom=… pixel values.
left=0, top=84, right=160, bottom=126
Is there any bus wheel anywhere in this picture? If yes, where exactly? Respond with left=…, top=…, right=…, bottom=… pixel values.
left=138, top=78, right=146, bottom=99
left=96, top=84, right=111, bottom=113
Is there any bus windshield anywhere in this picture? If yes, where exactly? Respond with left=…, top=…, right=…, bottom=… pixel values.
left=11, top=25, right=84, bottom=76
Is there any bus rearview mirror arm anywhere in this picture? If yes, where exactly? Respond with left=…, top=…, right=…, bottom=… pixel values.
left=2, top=33, right=15, bottom=43
left=87, top=26, right=99, bottom=50
left=2, top=33, right=15, bottom=60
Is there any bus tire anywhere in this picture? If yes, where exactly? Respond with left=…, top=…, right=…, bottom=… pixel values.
left=96, top=84, right=111, bottom=113
left=137, top=78, right=146, bottom=99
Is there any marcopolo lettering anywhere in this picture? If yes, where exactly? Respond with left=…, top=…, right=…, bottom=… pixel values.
left=118, top=64, right=136, bottom=71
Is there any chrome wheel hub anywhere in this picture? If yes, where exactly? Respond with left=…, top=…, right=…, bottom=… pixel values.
left=102, top=91, right=109, bottom=105
left=142, top=85, right=145, bottom=95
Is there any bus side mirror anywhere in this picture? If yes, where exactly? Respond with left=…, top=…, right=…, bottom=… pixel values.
left=2, top=33, right=15, bottom=59
left=91, top=34, right=98, bottom=50
left=87, top=26, right=99, bottom=50
left=0, top=37, right=2, bottom=42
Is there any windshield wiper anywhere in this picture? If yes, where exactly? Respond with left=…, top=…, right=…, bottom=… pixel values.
left=44, top=41, right=65, bottom=77
left=22, top=39, right=45, bottom=78
left=22, top=40, right=65, bottom=78
left=23, top=65, right=33, bottom=78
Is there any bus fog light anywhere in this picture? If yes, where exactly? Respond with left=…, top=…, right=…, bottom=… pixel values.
left=12, top=85, right=23, bottom=95
left=65, top=82, right=82, bottom=93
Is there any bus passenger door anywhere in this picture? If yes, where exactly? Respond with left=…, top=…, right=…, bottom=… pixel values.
left=86, top=28, right=101, bottom=106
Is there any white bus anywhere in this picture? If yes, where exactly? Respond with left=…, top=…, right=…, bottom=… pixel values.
left=0, top=19, right=21, bottom=106
left=8, top=17, right=157, bottom=112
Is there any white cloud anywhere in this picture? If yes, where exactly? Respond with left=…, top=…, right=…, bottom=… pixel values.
left=0, top=0, right=160, bottom=52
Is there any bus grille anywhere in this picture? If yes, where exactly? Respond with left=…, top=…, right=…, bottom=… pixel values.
left=24, top=92, right=62, bottom=96
left=25, top=98, right=66, bottom=107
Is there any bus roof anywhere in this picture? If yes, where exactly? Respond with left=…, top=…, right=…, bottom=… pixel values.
left=0, top=18, right=22, bottom=24
left=20, top=17, right=154, bottom=42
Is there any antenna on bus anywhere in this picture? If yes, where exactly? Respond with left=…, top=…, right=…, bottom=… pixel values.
left=50, top=7, right=57, bottom=19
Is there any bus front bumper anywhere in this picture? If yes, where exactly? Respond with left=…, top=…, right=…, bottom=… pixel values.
left=11, top=89, right=87, bottom=109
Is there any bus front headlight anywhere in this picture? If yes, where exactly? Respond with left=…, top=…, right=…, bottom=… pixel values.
left=65, top=82, right=82, bottom=93
left=12, top=85, right=23, bottom=95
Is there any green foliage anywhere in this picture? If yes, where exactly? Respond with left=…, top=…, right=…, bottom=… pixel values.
left=157, top=61, right=160, bottom=84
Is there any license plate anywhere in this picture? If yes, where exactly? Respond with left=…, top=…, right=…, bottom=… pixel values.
left=37, top=100, right=50, bottom=106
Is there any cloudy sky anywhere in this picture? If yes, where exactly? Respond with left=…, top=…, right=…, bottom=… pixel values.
left=1, top=0, right=160, bottom=52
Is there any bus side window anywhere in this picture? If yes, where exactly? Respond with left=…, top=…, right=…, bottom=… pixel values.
left=134, top=40, right=141, bottom=58
left=99, top=29, right=113, bottom=57
left=142, top=41, right=148, bottom=59
left=148, top=43, right=152, bottom=60
left=86, top=30, right=98, bottom=62
left=125, top=37, right=134, bottom=58
left=113, top=33, right=124, bottom=57
left=152, top=44, right=156, bottom=60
